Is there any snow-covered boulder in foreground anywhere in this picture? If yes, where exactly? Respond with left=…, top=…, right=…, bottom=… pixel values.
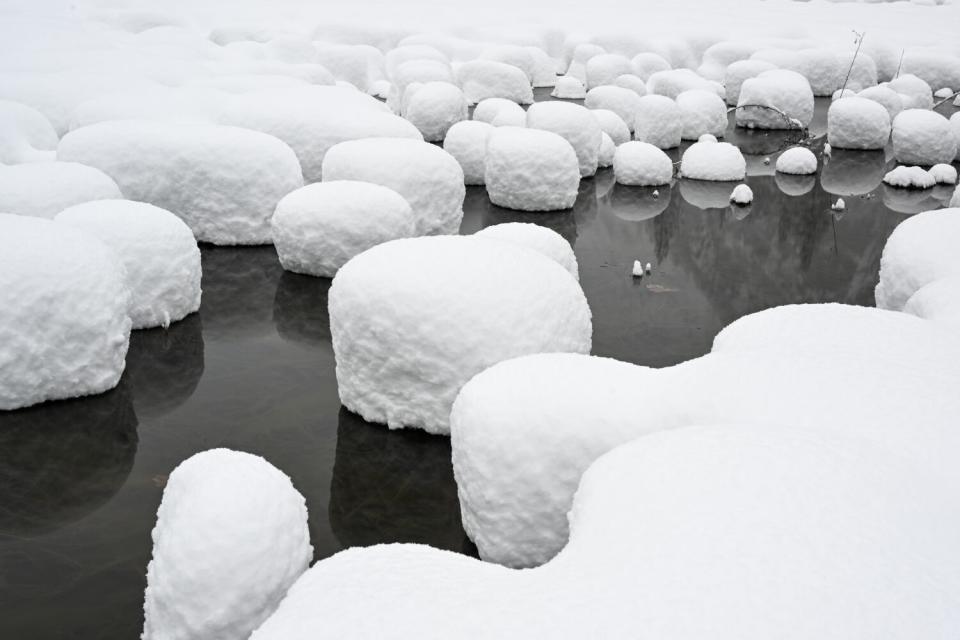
left=775, top=146, right=817, bottom=175
left=321, top=138, right=464, bottom=236
left=0, top=100, right=58, bottom=163
left=613, top=142, right=673, bottom=186
left=0, top=214, right=130, bottom=410
left=634, top=95, right=682, bottom=149
left=143, top=449, right=311, bottom=640
left=475, top=223, right=578, bottom=280
left=584, top=86, right=641, bottom=132
left=882, top=166, right=935, bottom=190
left=472, top=98, right=525, bottom=127
left=328, top=236, right=591, bottom=434
left=676, top=89, right=727, bottom=140
left=551, top=76, right=586, bottom=99
left=680, top=139, right=745, bottom=181
left=526, top=101, right=602, bottom=177
left=456, top=60, right=533, bottom=105
left=443, top=120, right=494, bottom=185
left=484, top=127, right=581, bottom=212
left=892, top=109, right=957, bottom=166
left=827, top=97, right=891, bottom=150
left=272, top=181, right=415, bottom=278
left=0, top=161, right=121, bottom=218
left=58, top=121, right=302, bottom=244
left=55, top=200, right=201, bottom=329
left=403, top=81, right=467, bottom=142
left=736, top=70, right=813, bottom=130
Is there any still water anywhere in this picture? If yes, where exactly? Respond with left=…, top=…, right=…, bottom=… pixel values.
left=1, top=96, right=955, bottom=639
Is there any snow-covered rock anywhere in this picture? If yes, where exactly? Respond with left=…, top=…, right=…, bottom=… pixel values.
left=883, top=165, right=935, bottom=190
left=472, top=98, right=526, bottom=127
left=899, top=52, right=960, bottom=99
left=892, top=109, right=957, bottom=166
left=0, top=99, right=58, bottom=163
left=856, top=85, right=903, bottom=122
left=550, top=75, right=586, bottom=99
left=526, top=101, right=602, bottom=177
left=474, top=223, right=578, bottom=280
left=827, top=96, right=891, bottom=150
left=930, top=163, right=957, bottom=185
left=55, top=200, right=201, bottom=329
left=590, top=109, right=630, bottom=145
left=271, top=181, right=415, bottom=278
left=613, top=141, right=673, bottom=186
left=58, top=121, right=303, bottom=245
left=723, top=59, right=776, bottom=106
left=402, top=81, right=467, bottom=142
left=526, top=47, right=557, bottom=88
left=0, top=214, right=130, bottom=410
left=612, top=74, right=648, bottom=96
left=729, top=183, right=753, bottom=204
left=321, top=137, right=464, bottom=235
left=597, top=132, right=615, bottom=168
left=903, top=275, right=960, bottom=329
left=584, top=54, right=632, bottom=90
left=327, top=235, right=591, bottom=434
left=443, top=120, right=494, bottom=185
left=680, top=139, right=746, bottom=181
left=886, top=74, right=933, bottom=110
left=736, top=69, right=813, bottom=130
left=0, top=161, right=121, bottom=218
left=633, top=95, right=682, bottom=149
left=480, top=45, right=535, bottom=83
left=951, top=112, right=960, bottom=161
left=584, top=86, right=642, bottom=132
left=484, top=127, right=581, bottom=212
left=775, top=146, right=817, bottom=175
left=676, top=89, right=727, bottom=140
left=630, top=52, right=671, bottom=81
left=143, top=449, right=311, bottom=640
left=647, top=69, right=719, bottom=99
left=388, top=59, right=455, bottom=112
left=456, top=60, right=533, bottom=105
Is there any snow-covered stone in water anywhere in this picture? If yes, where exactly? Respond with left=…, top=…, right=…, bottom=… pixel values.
left=484, top=127, right=581, bottom=212
left=322, top=138, right=464, bottom=235
left=900, top=52, right=960, bottom=100
left=584, top=86, right=642, bottom=133
left=328, top=235, right=591, bottom=434
left=590, top=109, right=630, bottom=145
left=633, top=95, right=682, bottom=150
left=55, top=200, right=200, bottom=329
left=630, top=52, right=671, bottom=81
left=526, top=101, right=602, bottom=178
left=612, top=74, right=648, bottom=96
left=565, top=43, right=605, bottom=82
left=930, top=163, right=957, bottom=185
left=882, top=166, right=936, bottom=190
left=142, top=449, right=311, bottom=640
left=58, top=121, right=302, bottom=245
left=831, top=89, right=857, bottom=101
left=729, top=183, right=753, bottom=204
left=0, top=100, right=58, bottom=163
left=935, top=88, right=954, bottom=99
left=472, top=98, right=526, bottom=127
left=526, top=47, right=557, bottom=88
left=676, top=89, right=727, bottom=140
left=827, top=96, right=891, bottom=150
left=647, top=69, right=718, bottom=99
left=475, top=222, right=578, bottom=280
left=584, top=54, right=632, bottom=90
left=892, top=109, right=958, bottom=166
left=598, top=132, right=615, bottom=168
left=951, top=113, right=960, bottom=161
left=271, top=181, right=415, bottom=278
left=736, top=70, right=813, bottom=130
left=876, top=208, right=960, bottom=310
left=0, top=214, right=130, bottom=410
left=886, top=74, right=933, bottom=110
left=775, top=147, right=817, bottom=175
left=443, top=120, right=494, bottom=185
left=480, top=45, right=535, bottom=83
left=857, top=85, right=903, bottom=122
left=388, top=59, right=455, bottom=112
left=613, top=141, right=673, bottom=186
left=723, top=59, right=776, bottom=106
left=680, top=139, right=746, bottom=181
left=384, top=45, right=448, bottom=81
left=551, top=75, right=586, bottom=99
left=457, top=61, right=533, bottom=106
left=0, top=161, right=121, bottom=219
left=402, top=82, right=467, bottom=142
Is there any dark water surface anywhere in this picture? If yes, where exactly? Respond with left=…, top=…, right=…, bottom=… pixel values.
left=1, top=96, right=956, bottom=639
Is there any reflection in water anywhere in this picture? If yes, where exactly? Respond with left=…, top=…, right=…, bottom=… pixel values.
left=125, top=314, right=205, bottom=419
left=329, top=408, right=476, bottom=555
left=273, top=272, right=333, bottom=346
left=199, top=245, right=285, bottom=340
left=606, top=183, right=671, bottom=221
left=820, top=149, right=887, bottom=196
left=480, top=193, right=580, bottom=247
left=775, top=172, right=816, bottom=197
left=0, top=385, right=138, bottom=537
left=679, top=179, right=735, bottom=210
left=882, top=184, right=946, bottom=215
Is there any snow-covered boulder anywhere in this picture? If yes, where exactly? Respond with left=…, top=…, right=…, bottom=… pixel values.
left=680, top=139, right=746, bottom=181
left=951, top=113, right=960, bottom=161
left=775, top=146, right=817, bottom=175
left=322, top=138, right=464, bottom=235
left=598, top=132, right=615, bottom=168
left=900, top=52, right=960, bottom=100
left=480, top=45, right=535, bottom=83
left=584, top=86, right=641, bottom=132
left=612, top=74, right=648, bottom=96
left=736, top=70, right=813, bottom=130
left=474, top=223, right=578, bottom=280
left=856, top=85, right=903, bottom=122
left=676, top=89, right=727, bottom=140
left=882, top=165, right=935, bottom=190
left=143, top=449, right=311, bottom=640
left=886, top=74, right=933, bottom=110
left=827, top=97, right=891, bottom=150
left=550, top=75, right=586, bottom=99
left=630, top=52, right=671, bottom=81
left=68, top=86, right=228, bottom=129
left=55, top=200, right=201, bottom=329
left=443, top=120, right=494, bottom=185
left=0, top=99, right=58, bottom=163
left=0, top=214, right=130, bottom=410
left=584, top=54, right=632, bottom=90
left=0, top=161, right=121, bottom=218
left=328, top=235, right=591, bottom=434
left=58, top=121, right=303, bottom=245
left=633, top=95, right=682, bottom=149
left=930, top=163, right=957, bottom=185
left=472, top=98, right=526, bottom=127
left=526, top=46, right=557, bottom=88
left=384, top=45, right=448, bottom=81
left=723, top=59, right=776, bottom=106
left=647, top=69, right=718, bottom=99
left=456, top=60, right=533, bottom=105
left=402, top=81, right=467, bottom=142
left=526, top=101, right=602, bottom=177
left=729, top=183, right=753, bottom=204
left=484, top=127, right=581, bottom=212
left=590, top=109, right=630, bottom=145
left=387, top=59, right=455, bottom=112
left=892, top=109, right=957, bottom=166
left=271, top=181, right=415, bottom=278
left=613, top=141, right=673, bottom=186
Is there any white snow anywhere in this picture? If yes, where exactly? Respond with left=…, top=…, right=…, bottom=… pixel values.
left=584, top=86, right=642, bottom=132
left=856, top=85, right=903, bottom=122
left=680, top=139, right=746, bottom=181
left=951, top=112, right=960, bottom=161
left=612, top=74, right=648, bottom=96
left=775, top=146, right=817, bottom=175
left=899, top=51, right=960, bottom=99
left=0, top=99, right=58, bottom=163
left=480, top=45, right=535, bottom=83
left=630, top=52, right=671, bottom=81
left=584, top=53, right=632, bottom=90
left=613, top=141, right=673, bottom=187
left=676, top=89, right=727, bottom=140
left=729, top=183, right=753, bottom=204
left=723, top=59, right=776, bottom=106
left=930, top=163, right=957, bottom=185
left=402, top=81, right=467, bottom=142
left=484, top=127, right=581, bottom=212
left=0, top=214, right=130, bottom=410
left=55, top=200, right=201, bottom=329
left=0, top=161, right=121, bottom=218
left=832, top=198, right=846, bottom=212
left=443, top=120, right=495, bottom=185
left=472, top=98, right=526, bottom=127
left=590, top=109, right=630, bottom=145
left=526, top=101, right=602, bottom=178
left=631, top=260, right=645, bottom=277
left=456, top=60, right=533, bottom=105
left=271, top=181, right=415, bottom=278
left=647, top=69, right=718, bottom=99
left=597, top=132, right=615, bottom=168
left=474, top=222, right=579, bottom=280
left=388, top=59, right=454, bottom=112
left=633, top=94, right=682, bottom=149
left=892, top=109, right=958, bottom=166
left=827, top=96, right=891, bottom=150
left=883, top=165, right=936, bottom=189
left=736, top=69, right=813, bottom=130
left=550, top=75, right=587, bottom=99
left=886, top=74, right=934, bottom=110
left=327, top=235, right=591, bottom=434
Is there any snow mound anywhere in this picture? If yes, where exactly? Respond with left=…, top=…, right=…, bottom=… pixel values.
left=584, top=54, right=632, bottom=90
left=590, top=109, right=630, bottom=145
left=480, top=45, right=535, bottom=83
left=856, top=85, right=903, bottom=122
left=930, top=163, right=957, bottom=185
left=0, top=99, right=58, bottom=163
left=472, top=98, right=526, bottom=127
left=526, top=101, right=602, bottom=178
left=387, top=59, right=455, bottom=112
left=886, top=74, right=933, bottom=110
left=892, top=109, right=957, bottom=166
left=443, top=120, right=494, bottom=185
left=882, top=165, right=935, bottom=190
left=730, top=183, right=753, bottom=204
left=69, top=86, right=228, bottom=129
left=322, top=137, right=464, bottom=236
left=613, top=141, right=673, bottom=187
left=0, top=161, right=121, bottom=218
left=951, top=113, right=960, bottom=161
left=827, top=96, right=891, bottom=150
left=475, top=222, right=578, bottom=280
left=630, top=52, right=671, bottom=81
left=775, top=146, right=817, bottom=175
left=58, top=121, right=303, bottom=245
left=612, top=74, right=648, bottom=96
left=736, top=69, right=813, bottom=130
left=484, top=127, right=581, bottom=212
left=526, top=47, right=557, bottom=88
left=633, top=95, right=682, bottom=149
left=680, top=139, right=746, bottom=181
left=55, top=200, right=201, bottom=329
left=550, top=75, right=586, bottom=99
left=723, top=59, right=776, bottom=106
left=647, top=69, right=717, bottom=99
left=903, top=275, right=960, bottom=329
left=272, top=181, right=415, bottom=278
left=402, top=81, right=467, bottom=142
left=676, top=89, right=727, bottom=140
left=598, top=132, right=615, bottom=168
left=0, top=214, right=130, bottom=410
left=456, top=60, right=533, bottom=106
left=143, top=449, right=311, bottom=640
left=584, top=86, right=642, bottom=132
left=328, top=235, right=591, bottom=434
left=900, top=51, right=960, bottom=99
